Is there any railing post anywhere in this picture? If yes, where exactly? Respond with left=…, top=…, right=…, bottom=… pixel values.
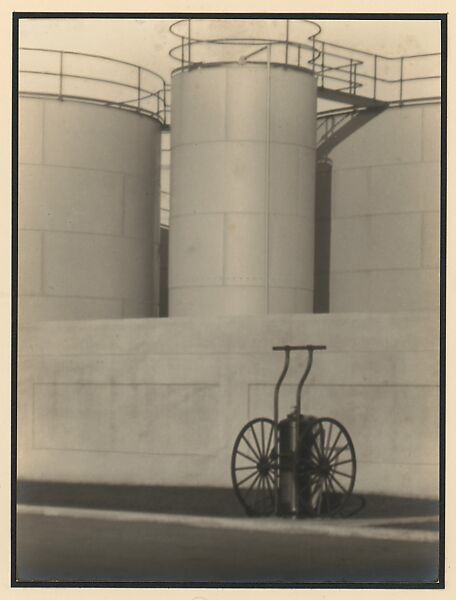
left=373, top=55, right=378, bottom=99
left=349, top=58, right=353, bottom=94
left=399, top=56, right=404, bottom=104
left=311, top=37, right=316, bottom=73
left=187, top=18, right=191, bottom=65
left=137, top=66, right=141, bottom=111
left=163, top=84, right=167, bottom=126
left=285, top=19, right=289, bottom=66
left=353, top=63, right=358, bottom=95
left=58, top=51, right=63, bottom=100
left=321, top=42, right=325, bottom=88
left=181, top=37, right=184, bottom=68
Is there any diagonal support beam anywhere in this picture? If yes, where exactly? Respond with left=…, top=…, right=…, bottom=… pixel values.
left=317, top=105, right=389, bottom=160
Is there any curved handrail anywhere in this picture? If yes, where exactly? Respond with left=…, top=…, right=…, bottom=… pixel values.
left=19, top=47, right=170, bottom=126
left=21, top=47, right=167, bottom=84
left=168, top=18, right=441, bottom=104
left=169, top=17, right=322, bottom=47
left=168, top=19, right=325, bottom=72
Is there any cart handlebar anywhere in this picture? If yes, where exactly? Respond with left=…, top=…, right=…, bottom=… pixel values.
left=272, top=345, right=327, bottom=352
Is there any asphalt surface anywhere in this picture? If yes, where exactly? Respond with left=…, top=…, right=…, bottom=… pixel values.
left=15, top=510, right=440, bottom=584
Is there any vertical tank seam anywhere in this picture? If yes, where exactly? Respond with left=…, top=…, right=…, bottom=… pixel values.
left=41, top=102, right=46, bottom=165
left=224, top=67, right=228, bottom=140
left=222, top=213, right=226, bottom=284
left=40, top=231, right=45, bottom=296
left=121, top=174, right=126, bottom=235
left=420, top=212, right=425, bottom=268
left=420, top=105, right=425, bottom=162
left=367, top=165, right=372, bottom=218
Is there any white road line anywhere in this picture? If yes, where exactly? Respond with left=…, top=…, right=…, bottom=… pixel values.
left=17, top=504, right=439, bottom=544
left=345, top=515, right=439, bottom=527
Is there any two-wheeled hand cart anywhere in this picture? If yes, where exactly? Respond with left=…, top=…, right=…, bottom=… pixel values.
left=231, top=345, right=357, bottom=518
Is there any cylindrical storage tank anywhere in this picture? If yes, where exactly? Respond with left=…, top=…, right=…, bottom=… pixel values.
left=169, top=64, right=317, bottom=316
left=327, top=103, right=440, bottom=313
left=19, top=97, right=161, bottom=323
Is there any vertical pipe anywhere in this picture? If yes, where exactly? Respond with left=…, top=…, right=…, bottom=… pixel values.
left=294, top=350, right=314, bottom=516
left=264, top=45, right=271, bottom=314
left=295, top=352, right=314, bottom=444
left=313, top=157, right=333, bottom=313
left=137, top=66, right=141, bottom=111
left=321, top=42, right=325, bottom=88
left=58, top=51, right=63, bottom=100
left=187, top=19, right=191, bottom=65
left=273, top=349, right=290, bottom=515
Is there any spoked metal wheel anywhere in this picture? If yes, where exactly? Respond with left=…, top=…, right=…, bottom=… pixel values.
left=298, top=417, right=356, bottom=517
left=231, top=418, right=278, bottom=516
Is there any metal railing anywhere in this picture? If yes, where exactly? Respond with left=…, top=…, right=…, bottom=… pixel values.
left=19, top=47, right=170, bottom=126
left=316, top=94, right=441, bottom=149
left=169, top=19, right=441, bottom=105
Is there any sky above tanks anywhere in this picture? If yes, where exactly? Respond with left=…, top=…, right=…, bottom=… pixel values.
left=20, top=17, right=441, bottom=82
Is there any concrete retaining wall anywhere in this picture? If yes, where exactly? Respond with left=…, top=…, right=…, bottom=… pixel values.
left=18, top=312, right=439, bottom=498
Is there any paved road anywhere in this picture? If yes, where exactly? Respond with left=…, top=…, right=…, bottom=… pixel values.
left=15, top=510, right=439, bottom=584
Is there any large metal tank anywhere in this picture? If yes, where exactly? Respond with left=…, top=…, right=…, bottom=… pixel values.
left=327, top=103, right=440, bottom=313
left=169, top=64, right=317, bottom=316
left=19, top=97, right=162, bottom=322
